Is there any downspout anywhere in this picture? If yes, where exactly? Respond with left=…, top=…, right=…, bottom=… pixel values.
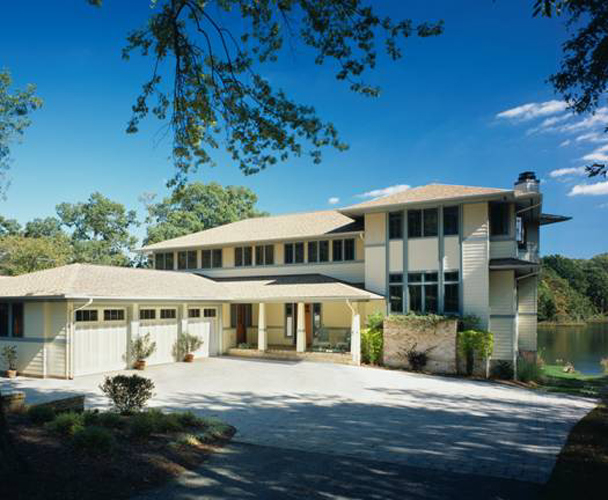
left=68, top=298, right=93, bottom=379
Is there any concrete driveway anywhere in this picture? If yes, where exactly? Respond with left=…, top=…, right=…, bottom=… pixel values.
left=1, top=357, right=595, bottom=485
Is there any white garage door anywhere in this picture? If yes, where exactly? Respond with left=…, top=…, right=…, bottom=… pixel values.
left=187, top=316, right=218, bottom=357
left=141, top=319, right=179, bottom=366
left=74, top=322, right=128, bottom=376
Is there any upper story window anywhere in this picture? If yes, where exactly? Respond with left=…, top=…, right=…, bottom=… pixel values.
left=154, top=252, right=174, bottom=270
left=255, top=245, right=275, bottom=266
left=407, top=272, right=438, bottom=314
left=443, top=206, right=459, bottom=236
left=178, top=250, right=198, bottom=270
left=408, top=209, right=438, bottom=238
left=308, top=240, right=330, bottom=263
left=490, top=202, right=510, bottom=236
left=332, top=238, right=355, bottom=262
left=388, top=212, right=403, bottom=239
left=201, top=248, right=222, bottom=269
left=332, top=239, right=343, bottom=261
left=235, top=246, right=253, bottom=267
left=284, top=242, right=304, bottom=264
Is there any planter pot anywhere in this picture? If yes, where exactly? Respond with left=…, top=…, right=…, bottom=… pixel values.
left=184, top=353, right=194, bottom=363
left=133, top=360, right=146, bottom=371
left=4, top=369, right=17, bottom=379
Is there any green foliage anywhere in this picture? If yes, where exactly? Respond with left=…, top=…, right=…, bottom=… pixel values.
left=128, top=409, right=186, bottom=439
left=0, top=216, right=21, bottom=236
left=143, top=182, right=267, bottom=245
left=99, top=374, right=155, bottom=414
left=174, top=411, right=205, bottom=429
left=46, top=412, right=85, bottom=437
left=106, top=1, right=443, bottom=187
left=28, top=405, right=56, bottom=425
left=490, top=360, right=514, bottom=380
left=82, top=410, right=123, bottom=429
left=73, top=426, right=115, bottom=455
left=457, top=330, right=493, bottom=376
left=23, top=217, right=64, bottom=238
left=389, top=312, right=450, bottom=328
left=361, top=328, right=383, bottom=365
left=365, top=312, right=384, bottom=332
left=130, top=333, right=157, bottom=362
left=1, top=345, right=17, bottom=370
left=517, top=357, right=544, bottom=383
left=0, top=234, right=73, bottom=275
left=458, top=315, right=481, bottom=332
left=401, top=343, right=435, bottom=372
left=0, top=69, right=42, bottom=197
left=128, top=412, right=158, bottom=439
left=174, top=331, right=203, bottom=359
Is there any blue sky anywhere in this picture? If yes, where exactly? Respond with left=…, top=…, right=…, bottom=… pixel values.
left=1, top=0, right=607, bottom=258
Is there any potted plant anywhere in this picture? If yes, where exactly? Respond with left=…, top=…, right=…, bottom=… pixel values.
left=130, top=333, right=156, bottom=370
left=2, top=345, right=18, bottom=378
left=176, top=332, right=203, bottom=362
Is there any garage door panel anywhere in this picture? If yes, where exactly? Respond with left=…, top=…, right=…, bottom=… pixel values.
left=141, top=320, right=179, bottom=365
left=187, top=319, right=212, bottom=357
left=74, top=323, right=127, bottom=376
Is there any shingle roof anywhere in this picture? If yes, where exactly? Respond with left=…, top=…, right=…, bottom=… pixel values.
left=341, top=184, right=509, bottom=214
left=0, top=264, right=382, bottom=302
left=0, top=264, right=225, bottom=300
left=211, top=274, right=383, bottom=302
left=140, top=211, right=361, bottom=252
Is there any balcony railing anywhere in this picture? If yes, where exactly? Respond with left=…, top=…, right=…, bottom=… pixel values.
left=518, top=242, right=539, bottom=263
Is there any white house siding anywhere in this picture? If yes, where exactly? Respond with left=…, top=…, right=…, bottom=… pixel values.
left=364, top=213, right=386, bottom=295
left=443, top=236, right=460, bottom=270
left=408, top=239, right=439, bottom=271
left=489, top=270, right=516, bottom=361
left=489, top=316, right=516, bottom=361
left=45, top=301, right=68, bottom=378
left=462, top=203, right=490, bottom=329
left=518, top=276, right=538, bottom=351
left=490, top=240, right=516, bottom=259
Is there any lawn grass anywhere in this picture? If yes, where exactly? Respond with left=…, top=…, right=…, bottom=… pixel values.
left=539, top=364, right=608, bottom=398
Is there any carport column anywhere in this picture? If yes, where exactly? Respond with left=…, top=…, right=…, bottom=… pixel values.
left=258, top=303, right=267, bottom=352
left=296, top=302, right=306, bottom=353
left=350, top=306, right=361, bottom=366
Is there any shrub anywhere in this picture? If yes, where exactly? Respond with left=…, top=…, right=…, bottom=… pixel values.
left=99, top=374, right=155, bottom=414
left=128, top=409, right=184, bottom=439
left=401, top=343, right=435, bottom=372
left=129, top=333, right=156, bottom=362
left=83, top=410, right=123, bottom=429
left=601, top=358, right=608, bottom=374
left=517, top=357, right=544, bottom=383
left=1, top=345, right=17, bottom=370
left=175, top=332, right=203, bottom=358
left=28, top=405, right=56, bottom=425
left=173, top=432, right=200, bottom=447
left=457, top=330, right=494, bottom=376
left=73, top=426, right=115, bottom=455
left=458, top=315, right=481, bottom=332
left=46, top=412, right=84, bottom=437
left=491, top=360, right=514, bottom=380
left=175, top=411, right=204, bottom=429
left=365, top=312, right=384, bottom=332
left=361, top=328, right=383, bottom=365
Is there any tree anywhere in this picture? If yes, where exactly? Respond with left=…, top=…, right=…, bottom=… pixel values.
left=89, top=0, right=443, bottom=188
left=0, top=216, right=21, bottom=237
left=533, top=0, right=608, bottom=178
left=23, top=217, right=64, bottom=238
left=0, top=69, right=42, bottom=197
left=144, top=181, right=266, bottom=244
left=56, top=192, right=139, bottom=266
left=0, top=235, right=72, bottom=275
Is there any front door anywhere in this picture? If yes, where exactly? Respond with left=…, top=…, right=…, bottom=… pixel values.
left=305, top=304, right=313, bottom=347
left=236, top=304, right=248, bottom=344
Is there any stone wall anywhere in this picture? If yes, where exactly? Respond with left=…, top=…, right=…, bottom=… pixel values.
left=383, top=317, right=458, bottom=374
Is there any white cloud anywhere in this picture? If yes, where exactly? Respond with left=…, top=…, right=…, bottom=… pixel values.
left=549, top=167, right=587, bottom=178
left=559, top=107, right=608, bottom=133
left=575, top=131, right=608, bottom=143
left=328, top=197, right=340, bottom=205
left=599, top=203, right=608, bottom=208
left=357, top=184, right=410, bottom=199
left=568, top=180, right=608, bottom=196
left=581, top=143, right=608, bottom=163
left=559, top=139, right=571, bottom=147
left=496, top=100, right=568, bottom=121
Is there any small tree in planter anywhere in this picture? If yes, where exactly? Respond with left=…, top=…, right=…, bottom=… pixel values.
left=1, top=346, right=17, bottom=378
left=175, top=332, right=203, bottom=362
left=129, top=333, right=156, bottom=370
left=457, top=330, right=493, bottom=378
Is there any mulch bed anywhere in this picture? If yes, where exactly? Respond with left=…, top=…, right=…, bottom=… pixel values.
left=2, top=413, right=235, bottom=500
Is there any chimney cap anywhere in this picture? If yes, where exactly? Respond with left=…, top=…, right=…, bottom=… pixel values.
left=517, top=171, right=538, bottom=183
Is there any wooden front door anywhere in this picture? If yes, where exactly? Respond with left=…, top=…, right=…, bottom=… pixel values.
left=236, top=304, right=247, bottom=344
left=305, top=304, right=313, bottom=347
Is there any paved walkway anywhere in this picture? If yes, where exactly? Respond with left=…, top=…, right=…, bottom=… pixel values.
left=1, top=356, right=595, bottom=485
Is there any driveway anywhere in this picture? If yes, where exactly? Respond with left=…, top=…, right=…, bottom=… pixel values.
left=1, top=357, right=595, bottom=485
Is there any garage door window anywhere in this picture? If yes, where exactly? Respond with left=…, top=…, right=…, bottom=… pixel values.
left=188, top=308, right=201, bottom=318
left=160, top=309, right=176, bottom=319
left=140, top=309, right=156, bottom=320
left=76, top=310, right=98, bottom=322
left=203, top=308, right=216, bottom=318
left=104, top=309, right=125, bottom=321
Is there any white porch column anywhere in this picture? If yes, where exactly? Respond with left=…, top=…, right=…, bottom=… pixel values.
left=350, top=304, right=361, bottom=366
left=296, top=302, right=306, bottom=352
left=258, top=303, right=267, bottom=351
left=128, top=303, right=140, bottom=368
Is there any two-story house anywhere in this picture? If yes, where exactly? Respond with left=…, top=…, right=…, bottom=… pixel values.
left=0, top=172, right=568, bottom=377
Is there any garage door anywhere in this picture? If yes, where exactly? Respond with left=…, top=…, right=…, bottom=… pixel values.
left=142, top=316, right=179, bottom=366
left=74, top=322, right=128, bottom=376
left=187, top=315, right=218, bottom=357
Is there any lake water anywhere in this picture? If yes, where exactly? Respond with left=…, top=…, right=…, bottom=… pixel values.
left=538, top=321, right=608, bottom=375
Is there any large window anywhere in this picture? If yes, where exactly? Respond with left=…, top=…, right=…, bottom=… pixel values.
left=255, top=245, right=274, bottom=266
left=389, top=211, right=403, bottom=239
left=284, top=242, right=304, bottom=264
left=344, top=238, right=355, bottom=261
left=235, top=246, right=253, bottom=267
left=408, top=209, right=438, bottom=238
left=332, top=238, right=355, bottom=262
left=178, top=250, right=198, bottom=270
left=201, top=249, right=223, bottom=269
left=308, top=241, right=318, bottom=263
left=407, top=272, right=438, bottom=313
left=443, top=206, right=459, bottom=236
left=319, top=240, right=329, bottom=262
left=490, top=203, right=510, bottom=236
left=444, top=271, right=460, bottom=314
left=388, top=273, right=403, bottom=313
left=154, top=252, right=174, bottom=270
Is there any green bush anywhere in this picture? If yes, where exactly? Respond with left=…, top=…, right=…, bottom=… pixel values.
left=457, top=330, right=493, bottom=376
left=129, top=333, right=156, bottom=362
left=175, top=411, right=204, bottom=429
left=73, top=426, right=115, bottom=455
left=99, top=374, right=155, bottom=414
left=458, top=315, right=481, bottom=332
left=28, top=405, right=56, bottom=425
left=365, top=312, right=384, bottom=332
left=517, top=357, right=544, bottom=383
left=128, top=409, right=185, bottom=439
left=361, top=328, right=383, bottom=365
left=401, top=343, right=435, bottom=372
left=83, top=410, right=123, bottom=429
left=490, top=360, right=514, bottom=380
left=128, top=412, right=158, bottom=439
left=46, top=412, right=84, bottom=437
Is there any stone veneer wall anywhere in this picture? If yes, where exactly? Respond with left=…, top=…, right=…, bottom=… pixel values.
left=383, top=317, right=458, bottom=374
